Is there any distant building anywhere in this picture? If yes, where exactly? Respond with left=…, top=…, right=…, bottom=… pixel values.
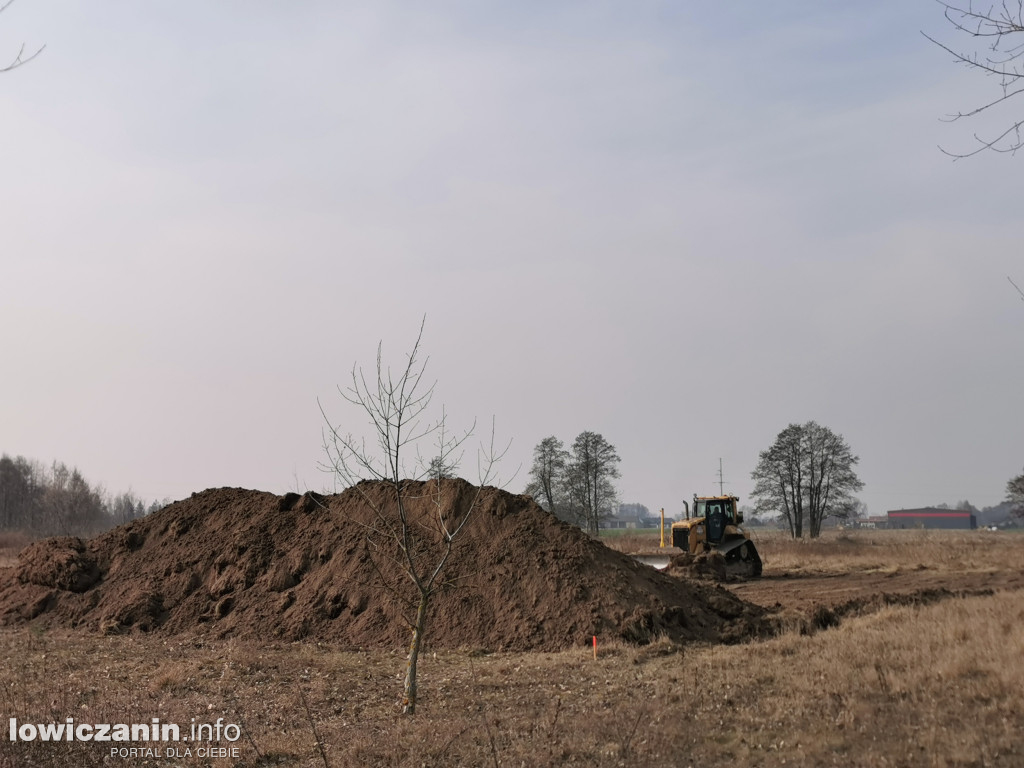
left=886, top=508, right=977, bottom=530
left=604, top=503, right=660, bottom=530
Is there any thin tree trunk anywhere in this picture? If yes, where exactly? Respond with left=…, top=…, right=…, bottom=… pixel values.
left=403, top=591, right=430, bottom=715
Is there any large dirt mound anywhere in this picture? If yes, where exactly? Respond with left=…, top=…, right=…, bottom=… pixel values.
left=0, top=480, right=766, bottom=650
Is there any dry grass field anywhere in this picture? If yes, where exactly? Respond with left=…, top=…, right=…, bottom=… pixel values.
left=749, top=527, right=1020, bottom=575
left=1, top=528, right=1022, bottom=767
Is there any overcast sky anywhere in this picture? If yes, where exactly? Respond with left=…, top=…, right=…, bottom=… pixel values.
left=2, top=0, right=1022, bottom=518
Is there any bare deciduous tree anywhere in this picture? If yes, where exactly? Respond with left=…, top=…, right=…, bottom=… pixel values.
left=1007, top=468, right=1024, bottom=516
left=524, top=432, right=621, bottom=533
left=319, top=320, right=506, bottom=715
left=108, top=491, right=147, bottom=526
left=564, top=431, right=620, bottom=536
left=42, top=462, right=107, bottom=536
left=751, top=421, right=864, bottom=539
left=0, top=455, right=37, bottom=530
left=924, top=1, right=1024, bottom=157
left=524, top=436, right=569, bottom=519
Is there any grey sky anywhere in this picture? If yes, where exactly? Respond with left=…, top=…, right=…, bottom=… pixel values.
left=2, top=1, right=1021, bottom=518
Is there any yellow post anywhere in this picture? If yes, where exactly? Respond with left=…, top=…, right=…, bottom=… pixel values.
left=659, top=508, right=665, bottom=548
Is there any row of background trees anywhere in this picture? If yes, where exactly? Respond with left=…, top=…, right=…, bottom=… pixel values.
left=525, top=432, right=621, bottom=535
left=524, top=422, right=861, bottom=540
left=525, top=420, right=1022, bottom=540
left=0, top=454, right=167, bottom=538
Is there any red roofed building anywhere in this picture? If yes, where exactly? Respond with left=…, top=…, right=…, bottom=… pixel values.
left=887, top=508, right=977, bottom=530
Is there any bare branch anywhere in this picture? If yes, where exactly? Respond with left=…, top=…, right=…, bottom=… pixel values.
left=0, top=0, right=44, bottom=74
left=926, top=0, right=1024, bottom=156
left=1008, top=275, right=1024, bottom=301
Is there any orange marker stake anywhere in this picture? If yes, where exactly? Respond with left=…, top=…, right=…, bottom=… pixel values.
left=592, top=635, right=597, bottom=660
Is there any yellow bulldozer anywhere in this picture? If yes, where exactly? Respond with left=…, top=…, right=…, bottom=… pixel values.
left=670, top=495, right=762, bottom=578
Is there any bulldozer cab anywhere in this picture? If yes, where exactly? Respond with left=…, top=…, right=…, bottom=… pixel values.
left=693, top=497, right=739, bottom=545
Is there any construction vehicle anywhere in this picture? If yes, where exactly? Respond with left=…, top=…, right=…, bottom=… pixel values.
left=670, top=495, right=762, bottom=578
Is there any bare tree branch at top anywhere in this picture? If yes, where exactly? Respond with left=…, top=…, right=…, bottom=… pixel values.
left=1009, top=276, right=1024, bottom=301
left=924, top=1, right=1024, bottom=157
left=0, top=0, right=43, bottom=74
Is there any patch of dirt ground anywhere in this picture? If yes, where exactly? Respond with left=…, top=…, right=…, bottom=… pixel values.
left=726, top=567, right=1024, bottom=613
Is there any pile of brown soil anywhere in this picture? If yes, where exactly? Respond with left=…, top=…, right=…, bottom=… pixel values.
left=664, top=551, right=729, bottom=582
left=0, top=480, right=767, bottom=650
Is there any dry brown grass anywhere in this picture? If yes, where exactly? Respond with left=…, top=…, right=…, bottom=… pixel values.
left=751, top=528, right=1019, bottom=575
left=1, top=531, right=1022, bottom=767
left=599, top=528, right=663, bottom=554
left=1, top=592, right=1022, bottom=767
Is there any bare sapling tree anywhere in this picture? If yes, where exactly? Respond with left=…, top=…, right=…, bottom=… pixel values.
left=1, top=0, right=44, bottom=74
left=924, top=1, right=1024, bottom=157
left=319, top=319, right=506, bottom=715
